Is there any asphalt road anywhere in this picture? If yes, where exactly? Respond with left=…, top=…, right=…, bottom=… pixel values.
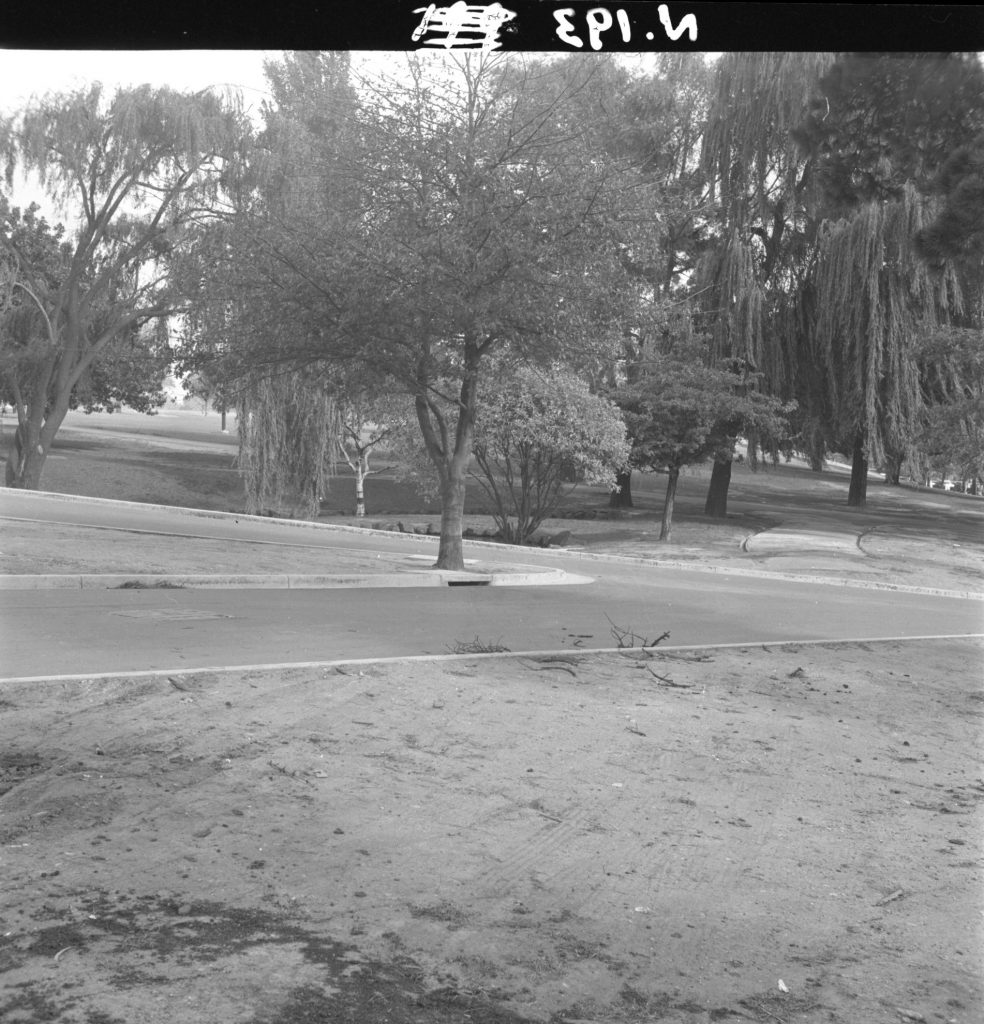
left=1, top=523, right=981, bottom=679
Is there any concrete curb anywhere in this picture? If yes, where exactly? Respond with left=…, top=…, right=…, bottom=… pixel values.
left=0, top=568, right=593, bottom=590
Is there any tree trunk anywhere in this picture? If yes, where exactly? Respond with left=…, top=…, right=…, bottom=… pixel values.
left=436, top=469, right=467, bottom=569
left=354, top=456, right=367, bottom=517
left=15, top=446, right=47, bottom=489
left=4, top=411, right=51, bottom=490
left=847, top=431, right=868, bottom=507
left=414, top=340, right=480, bottom=572
left=704, top=459, right=732, bottom=518
left=746, top=430, right=759, bottom=471
left=659, top=466, right=679, bottom=542
left=4, top=422, right=27, bottom=487
left=883, top=451, right=902, bottom=485
left=5, top=430, right=48, bottom=489
left=802, top=421, right=826, bottom=471
left=609, top=468, right=633, bottom=509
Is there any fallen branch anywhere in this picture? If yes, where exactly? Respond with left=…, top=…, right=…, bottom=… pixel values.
left=533, top=665, right=578, bottom=677
left=521, top=657, right=579, bottom=677
left=605, top=614, right=670, bottom=650
left=645, top=665, right=693, bottom=687
left=268, top=761, right=315, bottom=788
left=447, top=636, right=511, bottom=654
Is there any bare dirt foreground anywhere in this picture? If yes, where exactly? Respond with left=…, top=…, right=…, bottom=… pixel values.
left=1, top=639, right=982, bottom=1024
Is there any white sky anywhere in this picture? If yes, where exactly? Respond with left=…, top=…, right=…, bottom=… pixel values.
left=0, top=47, right=713, bottom=217
left=0, top=47, right=703, bottom=115
left=0, top=49, right=402, bottom=217
left=0, top=50, right=279, bottom=116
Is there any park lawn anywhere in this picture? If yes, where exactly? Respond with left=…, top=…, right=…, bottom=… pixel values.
left=4, top=409, right=982, bottom=594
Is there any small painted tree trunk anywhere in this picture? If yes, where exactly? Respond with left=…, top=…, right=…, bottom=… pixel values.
left=14, top=447, right=47, bottom=490
left=704, top=459, right=732, bottom=518
left=659, top=466, right=680, bottom=542
left=354, top=455, right=367, bottom=517
left=4, top=405, right=53, bottom=490
left=847, top=431, right=868, bottom=507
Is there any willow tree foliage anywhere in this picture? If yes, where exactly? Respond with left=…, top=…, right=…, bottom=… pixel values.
left=0, top=84, right=247, bottom=489
left=914, top=326, right=984, bottom=488
left=913, top=138, right=984, bottom=488
left=810, top=185, right=963, bottom=503
left=236, top=369, right=339, bottom=518
left=796, top=52, right=984, bottom=502
left=175, top=53, right=362, bottom=515
left=470, top=364, right=630, bottom=544
left=696, top=52, right=835, bottom=513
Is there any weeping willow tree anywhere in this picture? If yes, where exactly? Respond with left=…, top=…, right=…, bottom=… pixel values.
left=236, top=371, right=340, bottom=519
left=0, top=83, right=247, bottom=489
left=810, top=184, right=963, bottom=506
left=696, top=52, right=836, bottom=515
left=796, top=53, right=984, bottom=500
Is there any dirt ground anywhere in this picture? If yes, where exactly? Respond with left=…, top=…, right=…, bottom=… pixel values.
left=2, top=640, right=982, bottom=1024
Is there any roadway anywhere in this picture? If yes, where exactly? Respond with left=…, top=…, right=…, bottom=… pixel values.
left=1, top=490, right=981, bottom=679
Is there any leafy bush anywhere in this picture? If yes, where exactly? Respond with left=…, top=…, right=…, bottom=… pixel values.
left=471, top=365, right=630, bottom=544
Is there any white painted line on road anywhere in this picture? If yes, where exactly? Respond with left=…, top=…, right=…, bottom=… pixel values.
left=2, top=634, right=981, bottom=685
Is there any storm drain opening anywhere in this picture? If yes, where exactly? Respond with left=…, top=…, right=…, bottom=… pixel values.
left=446, top=579, right=491, bottom=587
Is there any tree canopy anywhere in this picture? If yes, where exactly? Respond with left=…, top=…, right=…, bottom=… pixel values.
left=8, top=50, right=981, bottom=542
left=0, top=83, right=247, bottom=488
left=182, top=53, right=642, bottom=567
left=616, top=330, right=791, bottom=541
